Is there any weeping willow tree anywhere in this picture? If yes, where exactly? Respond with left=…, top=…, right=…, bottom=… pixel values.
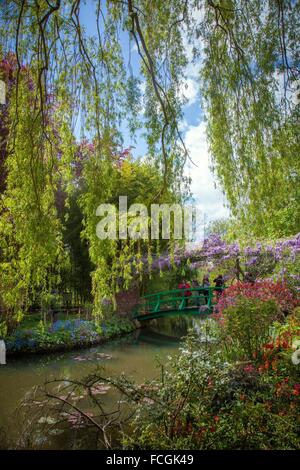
left=200, top=0, right=300, bottom=238
left=0, top=0, right=190, bottom=322
left=0, top=0, right=299, bottom=324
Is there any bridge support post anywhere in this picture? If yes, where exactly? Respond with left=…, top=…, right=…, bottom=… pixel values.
left=154, top=293, right=160, bottom=312
left=207, top=288, right=213, bottom=312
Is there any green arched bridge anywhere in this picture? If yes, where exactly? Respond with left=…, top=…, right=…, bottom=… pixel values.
left=132, top=287, right=224, bottom=321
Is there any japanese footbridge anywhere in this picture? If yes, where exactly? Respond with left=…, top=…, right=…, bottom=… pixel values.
left=132, top=287, right=224, bottom=321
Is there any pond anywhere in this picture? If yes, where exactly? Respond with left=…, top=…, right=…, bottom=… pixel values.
left=0, top=314, right=208, bottom=449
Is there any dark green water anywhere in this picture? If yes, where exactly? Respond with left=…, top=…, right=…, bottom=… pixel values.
left=0, top=315, right=205, bottom=448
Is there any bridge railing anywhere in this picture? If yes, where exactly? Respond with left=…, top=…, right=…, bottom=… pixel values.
left=133, top=286, right=225, bottom=318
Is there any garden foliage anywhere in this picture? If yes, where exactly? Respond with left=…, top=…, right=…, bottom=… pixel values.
left=5, top=317, right=135, bottom=355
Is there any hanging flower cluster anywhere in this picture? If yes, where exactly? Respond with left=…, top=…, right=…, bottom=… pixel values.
left=139, top=233, right=300, bottom=279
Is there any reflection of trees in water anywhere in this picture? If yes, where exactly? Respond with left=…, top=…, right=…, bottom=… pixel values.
left=146, top=315, right=218, bottom=346
left=148, top=315, right=206, bottom=338
left=12, top=370, right=158, bottom=450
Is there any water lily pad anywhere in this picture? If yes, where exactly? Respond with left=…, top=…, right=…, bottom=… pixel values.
left=96, top=353, right=112, bottom=360
left=38, top=416, right=57, bottom=425
left=48, top=428, right=64, bottom=436
left=90, top=383, right=111, bottom=395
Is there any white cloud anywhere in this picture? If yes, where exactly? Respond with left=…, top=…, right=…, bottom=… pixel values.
left=180, top=77, right=199, bottom=106
left=184, top=121, right=230, bottom=224
left=131, top=42, right=138, bottom=53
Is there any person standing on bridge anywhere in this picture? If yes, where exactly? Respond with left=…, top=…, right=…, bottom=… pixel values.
left=213, top=274, right=225, bottom=299
left=178, top=279, right=185, bottom=291
left=192, top=279, right=200, bottom=306
left=178, top=279, right=192, bottom=307
left=184, top=280, right=192, bottom=307
left=244, top=271, right=255, bottom=284
left=178, top=279, right=186, bottom=307
left=202, top=275, right=210, bottom=305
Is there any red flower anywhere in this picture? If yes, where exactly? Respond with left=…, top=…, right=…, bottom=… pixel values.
left=292, top=384, right=300, bottom=396
left=196, top=427, right=206, bottom=439
left=207, top=379, right=213, bottom=388
left=215, top=280, right=299, bottom=317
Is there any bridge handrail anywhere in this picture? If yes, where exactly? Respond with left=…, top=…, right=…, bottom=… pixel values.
left=142, top=286, right=224, bottom=300
left=138, top=292, right=212, bottom=306
left=132, top=286, right=227, bottom=319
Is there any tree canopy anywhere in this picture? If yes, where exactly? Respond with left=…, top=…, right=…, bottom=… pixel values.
left=0, top=0, right=299, bottom=318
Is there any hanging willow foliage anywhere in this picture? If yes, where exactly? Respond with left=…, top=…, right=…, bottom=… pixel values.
left=0, top=0, right=190, bottom=319
left=0, top=63, right=68, bottom=323
left=0, top=0, right=299, bottom=321
left=199, top=0, right=300, bottom=237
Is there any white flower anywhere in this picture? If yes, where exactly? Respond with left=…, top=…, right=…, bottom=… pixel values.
left=291, top=349, right=300, bottom=365
left=292, top=339, right=300, bottom=350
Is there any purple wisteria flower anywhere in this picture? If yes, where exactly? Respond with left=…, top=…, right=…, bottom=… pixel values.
left=132, top=232, right=300, bottom=276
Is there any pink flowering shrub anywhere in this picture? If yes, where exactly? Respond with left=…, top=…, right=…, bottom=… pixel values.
left=214, top=280, right=299, bottom=319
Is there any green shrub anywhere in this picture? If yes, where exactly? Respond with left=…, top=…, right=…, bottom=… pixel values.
left=219, top=296, right=279, bottom=360
left=121, top=332, right=299, bottom=450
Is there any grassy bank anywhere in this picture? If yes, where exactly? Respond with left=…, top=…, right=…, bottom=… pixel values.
left=5, top=315, right=138, bottom=356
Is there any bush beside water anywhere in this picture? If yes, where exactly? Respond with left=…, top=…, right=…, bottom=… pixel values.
left=122, top=301, right=300, bottom=450
left=5, top=316, right=136, bottom=355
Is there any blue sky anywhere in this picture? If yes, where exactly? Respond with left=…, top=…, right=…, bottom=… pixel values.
left=80, top=2, right=230, bottom=224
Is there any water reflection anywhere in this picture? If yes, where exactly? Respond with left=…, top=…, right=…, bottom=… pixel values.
left=0, top=314, right=209, bottom=448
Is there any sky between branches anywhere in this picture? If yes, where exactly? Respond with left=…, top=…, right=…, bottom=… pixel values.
left=79, top=2, right=230, bottom=224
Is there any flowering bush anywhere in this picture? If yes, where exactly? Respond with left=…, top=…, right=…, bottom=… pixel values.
left=215, top=280, right=299, bottom=318
left=6, top=317, right=135, bottom=354
left=218, top=297, right=279, bottom=361
left=119, top=331, right=300, bottom=450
